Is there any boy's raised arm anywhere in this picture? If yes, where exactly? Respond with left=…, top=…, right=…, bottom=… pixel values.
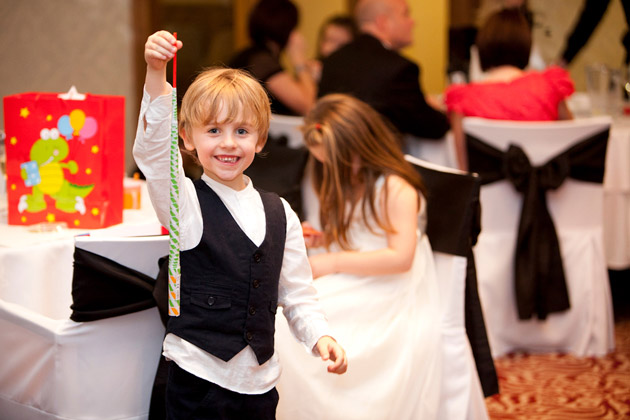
left=144, top=30, right=183, bottom=100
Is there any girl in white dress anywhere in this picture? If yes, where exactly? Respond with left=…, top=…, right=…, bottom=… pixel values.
left=275, top=94, right=443, bottom=420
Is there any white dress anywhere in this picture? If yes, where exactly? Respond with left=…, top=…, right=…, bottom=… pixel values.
left=274, top=178, right=443, bottom=420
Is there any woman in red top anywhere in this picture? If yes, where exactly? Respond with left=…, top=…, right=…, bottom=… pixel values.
left=444, top=8, right=575, bottom=170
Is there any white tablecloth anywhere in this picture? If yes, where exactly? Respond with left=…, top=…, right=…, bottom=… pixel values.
left=0, top=180, right=163, bottom=320
left=0, top=180, right=167, bottom=419
left=567, top=93, right=630, bottom=270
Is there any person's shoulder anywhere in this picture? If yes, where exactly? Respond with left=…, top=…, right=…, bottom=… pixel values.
left=325, top=34, right=399, bottom=62
left=255, top=187, right=281, bottom=201
left=385, top=173, right=415, bottom=196
left=228, top=45, right=255, bottom=66
left=322, top=35, right=363, bottom=64
left=542, top=65, right=571, bottom=77
left=230, top=45, right=275, bottom=67
left=540, top=65, right=575, bottom=96
left=444, top=82, right=474, bottom=105
left=231, top=45, right=281, bottom=81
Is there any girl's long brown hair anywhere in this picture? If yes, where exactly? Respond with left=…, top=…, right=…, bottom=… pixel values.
left=302, top=94, right=425, bottom=250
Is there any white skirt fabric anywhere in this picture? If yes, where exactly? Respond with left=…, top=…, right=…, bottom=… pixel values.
left=275, top=194, right=443, bottom=420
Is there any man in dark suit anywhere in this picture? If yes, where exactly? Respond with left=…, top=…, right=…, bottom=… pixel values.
left=318, top=0, right=450, bottom=141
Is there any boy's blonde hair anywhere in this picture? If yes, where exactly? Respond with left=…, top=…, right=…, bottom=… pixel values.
left=179, top=67, right=271, bottom=148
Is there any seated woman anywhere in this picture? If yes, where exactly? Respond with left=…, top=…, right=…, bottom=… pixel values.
left=274, top=94, right=443, bottom=420
left=307, top=14, right=358, bottom=82
left=444, top=7, right=575, bottom=170
left=229, top=0, right=315, bottom=116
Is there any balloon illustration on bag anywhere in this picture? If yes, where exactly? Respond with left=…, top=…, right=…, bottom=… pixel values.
left=57, top=115, right=73, bottom=139
left=57, top=109, right=98, bottom=142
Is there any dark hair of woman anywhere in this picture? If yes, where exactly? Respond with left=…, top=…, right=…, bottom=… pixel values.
left=476, top=8, right=532, bottom=72
left=248, top=0, right=299, bottom=49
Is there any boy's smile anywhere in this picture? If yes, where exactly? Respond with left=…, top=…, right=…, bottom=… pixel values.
left=183, top=107, right=263, bottom=191
left=216, top=156, right=239, bottom=164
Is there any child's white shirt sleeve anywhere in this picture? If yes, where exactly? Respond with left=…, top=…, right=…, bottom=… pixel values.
left=278, top=199, right=332, bottom=355
left=132, top=86, right=202, bottom=250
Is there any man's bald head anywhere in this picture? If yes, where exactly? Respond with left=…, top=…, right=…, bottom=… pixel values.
left=354, top=0, right=414, bottom=51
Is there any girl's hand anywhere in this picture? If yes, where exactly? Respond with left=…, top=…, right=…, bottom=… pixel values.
left=302, top=221, right=324, bottom=248
left=314, top=336, right=348, bottom=374
left=144, top=31, right=183, bottom=71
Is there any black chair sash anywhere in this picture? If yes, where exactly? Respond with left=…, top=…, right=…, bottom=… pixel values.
left=70, top=247, right=159, bottom=322
left=410, top=161, right=498, bottom=397
left=467, top=128, right=609, bottom=320
left=415, top=166, right=481, bottom=257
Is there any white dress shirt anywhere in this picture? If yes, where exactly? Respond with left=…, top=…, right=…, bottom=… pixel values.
left=133, top=87, right=330, bottom=394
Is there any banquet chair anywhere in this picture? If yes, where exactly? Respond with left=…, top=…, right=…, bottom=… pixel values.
left=0, top=235, right=168, bottom=419
left=252, top=113, right=320, bottom=223
left=405, top=154, right=494, bottom=419
left=463, top=116, right=615, bottom=357
left=404, top=132, right=459, bottom=169
left=268, top=113, right=306, bottom=148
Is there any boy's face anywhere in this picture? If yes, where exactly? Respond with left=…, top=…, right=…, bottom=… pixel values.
left=183, top=106, right=263, bottom=191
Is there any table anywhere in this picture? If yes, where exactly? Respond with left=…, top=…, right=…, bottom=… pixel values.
left=0, top=179, right=163, bottom=319
left=0, top=179, right=166, bottom=419
left=566, top=92, right=630, bottom=270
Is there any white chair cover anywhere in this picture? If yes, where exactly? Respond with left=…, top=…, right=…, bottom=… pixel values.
left=0, top=235, right=168, bottom=419
left=268, top=113, right=320, bottom=225
left=405, top=155, right=490, bottom=420
left=268, top=114, right=306, bottom=149
left=404, top=132, right=458, bottom=169
left=463, top=116, right=615, bottom=357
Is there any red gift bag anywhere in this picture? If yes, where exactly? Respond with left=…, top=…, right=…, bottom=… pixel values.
left=3, top=91, right=125, bottom=228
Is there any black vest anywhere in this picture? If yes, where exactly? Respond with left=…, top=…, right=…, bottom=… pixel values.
left=166, top=180, right=286, bottom=364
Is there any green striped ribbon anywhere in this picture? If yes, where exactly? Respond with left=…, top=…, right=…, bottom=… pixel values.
left=168, top=87, right=181, bottom=316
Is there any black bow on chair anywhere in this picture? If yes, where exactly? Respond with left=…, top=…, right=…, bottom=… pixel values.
left=70, top=247, right=162, bottom=322
left=410, top=158, right=498, bottom=397
left=467, top=128, right=609, bottom=320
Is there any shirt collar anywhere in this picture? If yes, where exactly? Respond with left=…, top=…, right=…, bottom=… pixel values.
left=201, top=173, right=256, bottom=200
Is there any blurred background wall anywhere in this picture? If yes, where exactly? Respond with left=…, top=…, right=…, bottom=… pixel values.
left=0, top=0, right=625, bottom=175
left=0, top=0, right=139, bottom=175
left=529, top=0, right=626, bottom=90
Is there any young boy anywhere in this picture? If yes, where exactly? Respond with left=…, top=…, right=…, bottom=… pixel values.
left=133, top=30, right=347, bottom=419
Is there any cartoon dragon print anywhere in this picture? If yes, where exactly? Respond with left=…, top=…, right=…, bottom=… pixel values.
left=18, top=128, right=94, bottom=214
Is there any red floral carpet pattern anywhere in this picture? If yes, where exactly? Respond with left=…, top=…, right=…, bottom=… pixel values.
left=485, top=320, right=630, bottom=419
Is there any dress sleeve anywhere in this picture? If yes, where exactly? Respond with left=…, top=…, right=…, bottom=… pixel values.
left=444, top=84, right=468, bottom=114
left=544, top=66, right=575, bottom=99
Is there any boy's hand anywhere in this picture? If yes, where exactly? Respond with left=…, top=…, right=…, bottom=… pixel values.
left=145, top=30, right=183, bottom=71
left=314, top=336, right=347, bottom=374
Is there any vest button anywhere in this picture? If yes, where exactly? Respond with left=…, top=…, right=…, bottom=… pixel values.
left=246, top=331, right=253, bottom=341
left=207, top=296, right=215, bottom=306
left=249, top=306, right=256, bottom=315
left=253, top=252, right=262, bottom=262
left=253, top=279, right=260, bottom=288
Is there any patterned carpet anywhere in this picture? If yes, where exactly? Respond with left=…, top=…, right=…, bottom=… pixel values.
left=486, top=273, right=630, bottom=419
